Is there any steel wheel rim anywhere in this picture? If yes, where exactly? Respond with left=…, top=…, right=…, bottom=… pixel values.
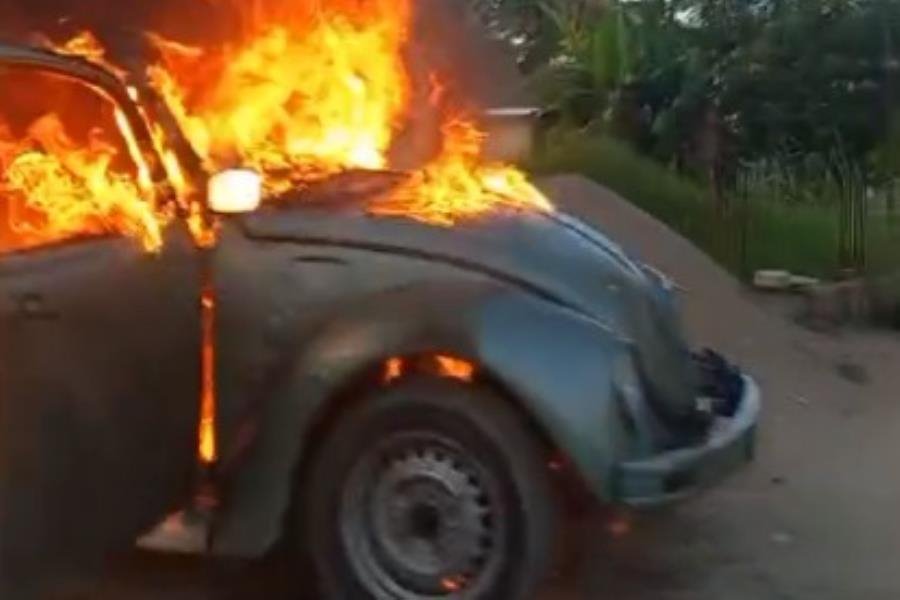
left=340, top=430, right=508, bottom=599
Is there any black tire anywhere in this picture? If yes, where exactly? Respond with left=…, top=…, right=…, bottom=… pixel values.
left=304, top=376, right=558, bottom=600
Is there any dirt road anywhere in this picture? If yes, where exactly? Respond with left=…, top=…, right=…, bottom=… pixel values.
left=45, top=175, right=900, bottom=599
left=544, top=175, right=900, bottom=600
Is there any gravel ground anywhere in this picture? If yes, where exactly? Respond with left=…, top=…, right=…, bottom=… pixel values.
left=41, top=175, right=900, bottom=600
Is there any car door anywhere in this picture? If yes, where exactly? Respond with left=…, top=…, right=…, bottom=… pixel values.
left=0, top=58, right=202, bottom=589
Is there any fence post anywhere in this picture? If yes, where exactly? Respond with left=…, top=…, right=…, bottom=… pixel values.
left=739, top=166, right=751, bottom=280
left=838, top=176, right=850, bottom=272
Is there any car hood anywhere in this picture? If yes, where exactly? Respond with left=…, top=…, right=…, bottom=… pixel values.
left=243, top=204, right=643, bottom=317
left=239, top=204, right=697, bottom=422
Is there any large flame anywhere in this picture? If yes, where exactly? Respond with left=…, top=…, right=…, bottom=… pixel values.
left=148, top=0, right=412, bottom=196
left=0, top=33, right=169, bottom=252
left=0, top=111, right=165, bottom=252
left=370, top=116, right=553, bottom=226
left=1, top=1, right=553, bottom=254
left=147, top=0, right=553, bottom=224
left=53, top=30, right=128, bottom=80
left=0, top=0, right=553, bottom=250
left=0, top=1, right=556, bottom=472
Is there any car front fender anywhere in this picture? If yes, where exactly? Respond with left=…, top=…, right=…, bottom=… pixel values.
left=212, top=281, right=637, bottom=557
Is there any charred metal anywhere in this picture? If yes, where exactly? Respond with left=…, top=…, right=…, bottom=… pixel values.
left=0, top=33, right=760, bottom=600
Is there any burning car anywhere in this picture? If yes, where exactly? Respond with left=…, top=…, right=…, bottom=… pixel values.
left=0, top=5, right=760, bottom=599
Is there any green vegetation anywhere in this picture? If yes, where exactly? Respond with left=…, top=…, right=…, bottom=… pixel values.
left=531, top=129, right=843, bottom=278
left=476, top=0, right=900, bottom=292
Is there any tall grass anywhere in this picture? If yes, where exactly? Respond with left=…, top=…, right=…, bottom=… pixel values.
left=530, top=129, right=844, bottom=279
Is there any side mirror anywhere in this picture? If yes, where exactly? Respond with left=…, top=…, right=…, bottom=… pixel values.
left=208, top=169, right=262, bottom=214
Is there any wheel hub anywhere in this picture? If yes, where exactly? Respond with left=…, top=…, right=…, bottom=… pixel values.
left=409, top=503, right=441, bottom=540
left=375, top=451, right=491, bottom=578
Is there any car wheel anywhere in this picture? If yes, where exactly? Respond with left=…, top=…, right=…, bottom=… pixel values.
left=305, top=376, right=558, bottom=600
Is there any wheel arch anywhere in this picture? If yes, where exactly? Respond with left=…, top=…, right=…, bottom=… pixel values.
left=297, top=350, right=561, bottom=493
left=210, top=286, right=634, bottom=558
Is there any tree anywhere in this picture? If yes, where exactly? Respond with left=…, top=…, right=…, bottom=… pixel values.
left=482, top=0, right=900, bottom=202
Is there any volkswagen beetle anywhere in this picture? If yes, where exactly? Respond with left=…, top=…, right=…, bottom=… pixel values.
left=0, top=42, right=760, bottom=599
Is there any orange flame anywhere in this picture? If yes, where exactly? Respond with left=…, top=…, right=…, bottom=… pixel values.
left=6, top=2, right=553, bottom=254
left=371, top=115, right=553, bottom=226
left=199, top=287, right=218, bottom=464
left=383, top=354, right=475, bottom=384
left=146, top=0, right=553, bottom=224
left=0, top=110, right=166, bottom=252
left=50, top=30, right=129, bottom=81
left=148, top=0, right=412, bottom=196
left=5, top=6, right=552, bottom=463
left=0, top=35, right=172, bottom=252
left=384, top=357, right=405, bottom=383
left=435, top=354, right=476, bottom=382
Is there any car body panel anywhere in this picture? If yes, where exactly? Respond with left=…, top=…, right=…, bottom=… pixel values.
left=0, top=43, right=204, bottom=588
left=616, top=375, right=761, bottom=506
left=0, top=224, right=202, bottom=584
left=210, top=217, right=642, bottom=555
left=0, top=41, right=760, bottom=579
left=234, top=200, right=700, bottom=424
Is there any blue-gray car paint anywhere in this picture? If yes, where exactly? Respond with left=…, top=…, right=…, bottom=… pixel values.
left=209, top=205, right=691, bottom=556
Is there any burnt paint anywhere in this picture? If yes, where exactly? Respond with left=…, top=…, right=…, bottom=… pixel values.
left=0, top=39, right=704, bottom=573
left=210, top=215, right=647, bottom=557
left=238, top=202, right=698, bottom=424
left=0, top=43, right=700, bottom=569
left=0, top=224, right=202, bottom=591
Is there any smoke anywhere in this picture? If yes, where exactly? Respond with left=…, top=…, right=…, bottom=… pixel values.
left=409, top=0, right=532, bottom=108
left=0, top=0, right=236, bottom=59
left=0, top=0, right=532, bottom=170
left=0, top=0, right=529, bottom=101
left=0, top=0, right=213, bottom=36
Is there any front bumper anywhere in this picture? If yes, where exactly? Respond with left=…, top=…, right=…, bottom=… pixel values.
left=614, top=375, right=761, bottom=507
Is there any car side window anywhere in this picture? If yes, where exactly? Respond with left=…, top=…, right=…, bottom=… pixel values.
left=0, top=66, right=146, bottom=253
